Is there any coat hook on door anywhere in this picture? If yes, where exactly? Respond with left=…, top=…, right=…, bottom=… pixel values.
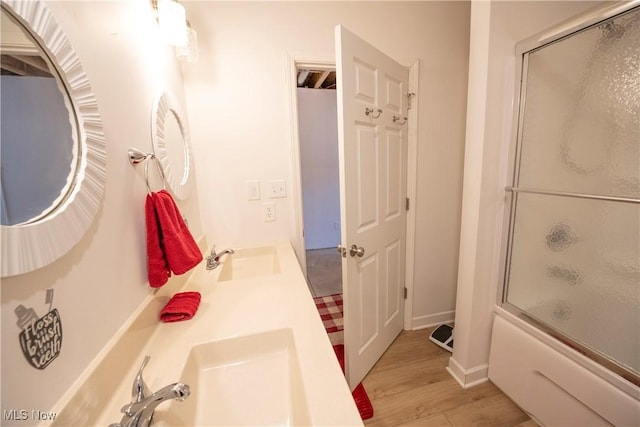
left=365, top=107, right=382, bottom=118
left=393, top=115, right=407, bottom=125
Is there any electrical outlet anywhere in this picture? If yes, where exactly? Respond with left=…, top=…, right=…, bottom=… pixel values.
left=267, top=180, right=286, bottom=198
left=263, top=202, right=276, bottom=222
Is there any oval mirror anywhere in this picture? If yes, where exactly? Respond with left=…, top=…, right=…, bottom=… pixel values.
left=1, top=7, right=78, bottom=226
left=1, top=0, right=106, bottom=277
left=151, top=92, right=192, bottom=199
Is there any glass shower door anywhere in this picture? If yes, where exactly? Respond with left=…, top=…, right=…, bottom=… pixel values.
left=503, top=6, right=639, bottom=385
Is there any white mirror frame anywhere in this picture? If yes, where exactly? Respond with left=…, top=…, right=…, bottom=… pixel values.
left=151, top=91, right=192, bottom=200
left=1, top=0, right=106, bottom=277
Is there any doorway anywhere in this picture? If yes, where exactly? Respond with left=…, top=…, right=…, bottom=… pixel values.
left=288, top=36, right=419, bottom=387
left=288, top=56, right=419, bottom=331
left=296, top=66, right=343, bottom=298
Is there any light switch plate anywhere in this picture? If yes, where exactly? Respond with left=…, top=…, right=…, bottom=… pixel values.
left=247, top=181, right=260, bottom=200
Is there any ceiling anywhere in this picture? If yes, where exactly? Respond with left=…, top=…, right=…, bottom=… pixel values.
left=1, top=53, right=52, bottom=77
left=1, top=11, right=53, bottom=78
left=297, top=69, right=336, bottom=90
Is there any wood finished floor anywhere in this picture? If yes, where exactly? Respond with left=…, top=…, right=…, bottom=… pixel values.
left=307, top=248, right=536, bottom=426
left=362, top=329, right=537, bottom=427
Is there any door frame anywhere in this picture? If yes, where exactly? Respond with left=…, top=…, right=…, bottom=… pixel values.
left=285, top=54, right=419, bottom=330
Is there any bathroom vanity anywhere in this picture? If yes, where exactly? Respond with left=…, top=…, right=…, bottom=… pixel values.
left=51, top=241, right=363, bottom=426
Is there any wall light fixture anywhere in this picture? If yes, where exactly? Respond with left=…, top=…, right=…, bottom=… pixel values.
left=176, top=21, right=198, bottom=63
left=152, top=0, right=198, bottom=62
left=155, top=0, right=188, bottom=46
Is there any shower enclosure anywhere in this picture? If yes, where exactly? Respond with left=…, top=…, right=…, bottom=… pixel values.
left=502, top=3, right=639, bottom=388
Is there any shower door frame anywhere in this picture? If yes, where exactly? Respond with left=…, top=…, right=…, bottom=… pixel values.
left=498, top=0, right=640, bottom=387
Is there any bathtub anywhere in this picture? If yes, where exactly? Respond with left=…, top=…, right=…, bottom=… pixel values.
left=488, top=309, right=639, bottom=426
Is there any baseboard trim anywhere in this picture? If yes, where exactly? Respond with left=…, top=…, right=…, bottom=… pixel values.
left=411, top=310, right=455, bottom=331
left=447, top=356, right=489, bottom=389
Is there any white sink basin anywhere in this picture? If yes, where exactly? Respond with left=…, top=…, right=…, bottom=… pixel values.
left=159, top=329, right=310, bottom=426
left=218, top=246, right=281, bottom=281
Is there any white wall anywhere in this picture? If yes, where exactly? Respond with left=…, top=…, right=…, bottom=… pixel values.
left=0, top=1, right=202, bottom=422
left=297, top=88, right=340, bottom=250
left=450, top=0, right=602, bottom=387
left=182, top=1, right=470, bottom=329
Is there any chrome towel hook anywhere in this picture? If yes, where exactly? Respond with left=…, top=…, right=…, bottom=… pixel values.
left=393, top=115, right=408, bottom=125
left=128, top=148, right=167, bottom=194
left=365, top=107, right=382, bottom=118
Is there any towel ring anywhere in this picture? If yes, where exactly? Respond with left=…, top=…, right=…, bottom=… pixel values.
left=128, top=148, right=167, bottom=194
left=144, top=155, right=167, bottom=195
left=365, top=107, right=382, bottom=119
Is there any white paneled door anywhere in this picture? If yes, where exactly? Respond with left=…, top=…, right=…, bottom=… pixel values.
left=335, top=25, right=408, bottom=389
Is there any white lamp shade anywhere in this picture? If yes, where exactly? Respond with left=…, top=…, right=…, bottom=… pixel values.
left=158, top=0, right=188, bottom=46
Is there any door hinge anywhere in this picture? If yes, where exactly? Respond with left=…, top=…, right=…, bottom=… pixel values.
left=406, top=92, right=415, bottom=110
left=406, top=197, right=410, bottom=211
left=404, top=287, right=408, bottom=299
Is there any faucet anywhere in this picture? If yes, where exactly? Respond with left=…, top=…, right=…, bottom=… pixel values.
left=206, top=246, right=234, bottom=270
left=110, top=356, right=190, bottom=427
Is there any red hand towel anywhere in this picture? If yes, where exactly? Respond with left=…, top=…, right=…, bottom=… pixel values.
left=160, top=291, right=201, bottom=322
left=145, top=194, right=171, bottom=288
left=152, top=190, right=203, bottom=275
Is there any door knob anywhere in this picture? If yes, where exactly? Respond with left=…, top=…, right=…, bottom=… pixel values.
left=350, top=244, right=365, bottom=258
left=337, top=244, right=347, bottom=258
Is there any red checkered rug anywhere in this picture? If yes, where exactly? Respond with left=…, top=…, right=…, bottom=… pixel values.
left=313, top=293, right=343, bottom=333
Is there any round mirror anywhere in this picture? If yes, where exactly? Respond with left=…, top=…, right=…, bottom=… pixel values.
left=151, top=92, right=192, bottom=199
left=1, top=7, right=78, bottom=226
left=164, top=111, right=187, bottom=185
left=1, top=0, right=106, bottom=277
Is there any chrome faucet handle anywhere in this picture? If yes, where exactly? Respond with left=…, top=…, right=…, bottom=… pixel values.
left=206, top=245, right=222, bottom=262
left=205, top=246, right=234, bottom=270
left=117, top=383, right=191, bottom=427
left=131, top=356, right=151, bottom=404
left=205, top=247, right=217, bottom=269
left=110, top=356, right=190, bottom=427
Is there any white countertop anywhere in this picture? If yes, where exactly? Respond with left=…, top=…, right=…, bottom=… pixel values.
left=95, top=241, right=363, bottom=426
